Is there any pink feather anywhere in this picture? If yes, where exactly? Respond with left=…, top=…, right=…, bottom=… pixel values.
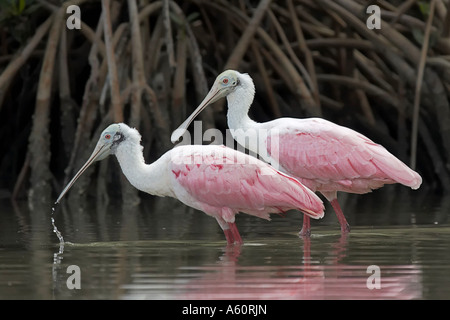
left=267, top=118, right=422, bottom=194
left=169, top=145, right=324, bottom=223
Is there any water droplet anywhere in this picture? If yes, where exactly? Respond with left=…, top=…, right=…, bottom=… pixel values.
left=51, top=205, right=65, bottom=245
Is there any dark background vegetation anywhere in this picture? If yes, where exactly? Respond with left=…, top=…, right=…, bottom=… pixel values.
left=0, top=0, right=449, bottom=207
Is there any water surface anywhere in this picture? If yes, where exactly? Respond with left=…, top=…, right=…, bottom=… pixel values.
left=0, top=187, right=449, bottom=300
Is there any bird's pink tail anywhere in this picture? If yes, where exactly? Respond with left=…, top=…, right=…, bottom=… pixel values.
left=275, top=171, right=325, bottom=219
left=370, top=147, right=422, bottom=190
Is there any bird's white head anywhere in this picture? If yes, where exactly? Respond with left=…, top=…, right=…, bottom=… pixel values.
left=95, top=123, right=126, bottom=158
left=213, top=69, right=241, bottom=94
left=171, top=70, right=254, bottom=143
left=55, top=123, right=132, bottom=203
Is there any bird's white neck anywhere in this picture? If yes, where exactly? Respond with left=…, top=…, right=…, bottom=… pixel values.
left=226, top=74, right=263, bottom=156
left=226, top=75, right=257, bottom=132
left=114, top=139, right=173, bottom=197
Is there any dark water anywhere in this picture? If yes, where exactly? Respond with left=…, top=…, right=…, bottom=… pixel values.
left=0, top=186, right=449, bottom=300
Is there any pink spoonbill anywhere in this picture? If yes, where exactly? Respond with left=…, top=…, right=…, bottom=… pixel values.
left=171, top=70, right=422, bottom=236
left=56, top=123, right=324, bottom=244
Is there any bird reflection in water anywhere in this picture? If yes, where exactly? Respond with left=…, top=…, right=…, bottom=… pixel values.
left=180, top=234, right=422, bottom=300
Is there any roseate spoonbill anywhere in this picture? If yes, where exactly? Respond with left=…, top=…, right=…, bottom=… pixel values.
left=171, top=70, right=422, bottom=236
left=56, top=123, right=324, bottom=244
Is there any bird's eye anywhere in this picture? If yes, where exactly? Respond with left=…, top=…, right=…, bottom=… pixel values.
left=105, top=134, right=111, bottom=139
left=222, top=78, right=229, bottom=84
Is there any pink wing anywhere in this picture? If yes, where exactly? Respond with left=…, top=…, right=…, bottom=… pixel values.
left=169, top=145, right=324, bottom=221
left=267, top=119, right=422, bottom=194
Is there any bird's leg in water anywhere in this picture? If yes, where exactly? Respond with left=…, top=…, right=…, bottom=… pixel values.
left=299, top=215, right=311, bottom=238
left=217, top=217, right=240, bottom=244
left=330, top=199, right=350, bottom=233
left=299, top=199, right=350, bottom=237
left=228, top=222, right=243, bottom=245
left=223, top=229, right=234, bottom=244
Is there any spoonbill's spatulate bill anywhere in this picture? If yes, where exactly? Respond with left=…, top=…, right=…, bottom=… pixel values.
left=172, top=70, right=422, bottom=236
left=57, top=123, right=324, bottom=244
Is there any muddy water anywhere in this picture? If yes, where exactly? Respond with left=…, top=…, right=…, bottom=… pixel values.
left=0, top=187, right=449, bottom=300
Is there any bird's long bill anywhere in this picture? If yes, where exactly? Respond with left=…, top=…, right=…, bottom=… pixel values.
left=55, top=143, right=108, bottom=204
left=171, top=86, right=223, bottom=143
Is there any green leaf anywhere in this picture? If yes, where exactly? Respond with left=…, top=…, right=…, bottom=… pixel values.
left=18, top=0, right=26, bottom=14
left=186, top=12, right=200, bottom=23
left=411, top=27, right=438, bottom=48
left=417, top=1, right=430, bottom=17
